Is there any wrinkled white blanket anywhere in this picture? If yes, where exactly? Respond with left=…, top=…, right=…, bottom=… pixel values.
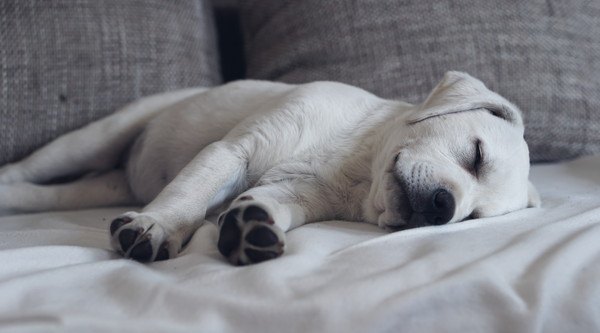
left=1, top=156, right=599, bottom=333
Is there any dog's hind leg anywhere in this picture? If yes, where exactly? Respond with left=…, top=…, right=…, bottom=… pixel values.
left=216, top=179, right=333, bottom=265
left=0, top=88, right=206, bottom=185
left=0, top=170, right=137, bottom=215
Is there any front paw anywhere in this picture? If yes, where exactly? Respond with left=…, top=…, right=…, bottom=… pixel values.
left=217, top=202, right=285, bottom=266
left=110, top=212, right=180, bottom=262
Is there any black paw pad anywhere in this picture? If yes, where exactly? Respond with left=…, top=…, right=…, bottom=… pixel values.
left=217, top=210, right=241, bottom=257
left=244, top=248, right=280, bottom=263
left=155, top=243, right=170, bottom=261
left=129, top=239, right=153, bottom=262
left=110, top=217, right=132, bottom=235
left=119, top=228, right=140, bottom=252
left=245, top=226, right=279, bottom=247
left=243, top=205, right=269, bottom=222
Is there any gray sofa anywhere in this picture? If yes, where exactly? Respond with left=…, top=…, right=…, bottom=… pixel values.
left=1, top=0, right=598, bottom=166
left=1, top=2, right=600, bottom=332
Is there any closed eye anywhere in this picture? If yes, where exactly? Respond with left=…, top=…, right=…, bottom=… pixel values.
left=457, top=138, right=486, bottom=178
left=465, top=139, right=486, bottom=179
left=473, top=139, right=483, bottom=177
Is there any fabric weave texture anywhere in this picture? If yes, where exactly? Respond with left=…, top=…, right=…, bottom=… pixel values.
left=240, top=0, right=600, bottom=162
left=0, top=0, right=221, bottom=165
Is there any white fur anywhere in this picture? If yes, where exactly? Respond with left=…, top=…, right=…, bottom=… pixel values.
left=0, top=71, right=541, bottom=264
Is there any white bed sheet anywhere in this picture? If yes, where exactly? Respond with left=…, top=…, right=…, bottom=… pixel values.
left=0, top=156, right=599, bottom=333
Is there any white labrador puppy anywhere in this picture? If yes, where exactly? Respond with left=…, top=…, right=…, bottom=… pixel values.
left=0, top=71, right=540, bottom=265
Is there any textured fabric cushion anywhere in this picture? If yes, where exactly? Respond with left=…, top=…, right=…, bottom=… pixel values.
left=0, top=0, right=221, bottom=165
left=240, top=0, right=600, bottom=162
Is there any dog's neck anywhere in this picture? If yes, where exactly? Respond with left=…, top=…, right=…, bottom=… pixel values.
left=365, top=100, right=416, bottom=175
left=336, top=100, right=416, bottom=222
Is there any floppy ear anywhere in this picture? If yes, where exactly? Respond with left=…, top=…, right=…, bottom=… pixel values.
left=408, top=71, right=524, bottom=128
left=527, top=181, right=541, bottom=208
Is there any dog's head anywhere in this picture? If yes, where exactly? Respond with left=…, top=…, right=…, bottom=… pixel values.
left=370, top=71, right=540, bottom=230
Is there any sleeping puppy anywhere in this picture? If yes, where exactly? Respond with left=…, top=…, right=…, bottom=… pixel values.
left=0, top=71, right=540, bottom=265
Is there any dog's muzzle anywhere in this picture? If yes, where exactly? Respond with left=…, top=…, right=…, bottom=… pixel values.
left=389, top=158, right=457, bottom=229
left=407, top=188, right=455, bottom=226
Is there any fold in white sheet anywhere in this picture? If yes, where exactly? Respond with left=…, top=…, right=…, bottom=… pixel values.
left=0, top=156, right=599, bottom=333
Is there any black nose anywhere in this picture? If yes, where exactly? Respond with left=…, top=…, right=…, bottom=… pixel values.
left=424, top=189, right=455, bottom=225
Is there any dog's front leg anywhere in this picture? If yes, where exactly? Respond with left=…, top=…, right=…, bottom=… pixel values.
left=110, top=141, right=247, bottom=262
left=216, top=179, right=332, bottom=265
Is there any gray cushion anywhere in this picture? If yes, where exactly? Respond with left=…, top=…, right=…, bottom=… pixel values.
left=240, top=0, right=600, bottom=162
left=0, top=0, right=221, bottom=165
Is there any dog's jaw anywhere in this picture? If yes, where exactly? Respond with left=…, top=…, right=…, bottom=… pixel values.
left=380, top=173, right=413, bottom=230
left=363, top=165, right=413, bottom=230
left=362, top=135, right=415, bottom=229
left=362, top=176, right=386, bottom=225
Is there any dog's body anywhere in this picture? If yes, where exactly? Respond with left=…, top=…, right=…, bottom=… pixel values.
left=0, top=72, right=540, bottom=265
